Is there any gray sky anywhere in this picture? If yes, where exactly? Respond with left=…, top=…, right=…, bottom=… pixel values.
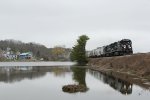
left=0, top=0, right=150, bottom=53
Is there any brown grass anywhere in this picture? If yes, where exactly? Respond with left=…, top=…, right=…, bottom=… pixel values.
left=88, top=53, right=150, bottom=77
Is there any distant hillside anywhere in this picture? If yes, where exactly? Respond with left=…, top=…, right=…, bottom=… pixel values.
left=0, top=39, right=71, bottom=61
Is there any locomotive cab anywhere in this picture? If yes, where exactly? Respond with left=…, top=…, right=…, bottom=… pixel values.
left=120, top=39, right=133, bottom=55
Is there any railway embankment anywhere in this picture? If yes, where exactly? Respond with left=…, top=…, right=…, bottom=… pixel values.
left=88, top=53, right=150, bottom=80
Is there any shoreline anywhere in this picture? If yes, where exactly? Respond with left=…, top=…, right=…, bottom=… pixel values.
left=87, top=53, right=150, bottom=89
left=86, top=66, right=150, bottom=90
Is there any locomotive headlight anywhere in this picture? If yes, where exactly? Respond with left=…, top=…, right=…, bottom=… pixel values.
left=128, top=45, right=131, bottom=48
left=124, top=45, right=126, bottom=48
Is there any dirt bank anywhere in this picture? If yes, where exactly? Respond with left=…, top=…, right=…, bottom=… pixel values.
left=88, top=53, right=150, bottom=80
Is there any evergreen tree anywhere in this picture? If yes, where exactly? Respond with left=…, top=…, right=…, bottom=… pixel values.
left=70, top=35, right=89, bottom=65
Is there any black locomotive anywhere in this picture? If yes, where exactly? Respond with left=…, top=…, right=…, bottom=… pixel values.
left=87, top=39, right=133, bottom=57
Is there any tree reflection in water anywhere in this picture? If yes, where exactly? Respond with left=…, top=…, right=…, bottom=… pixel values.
left=88, top=69, right=133, bottom=95
left=62, top=67, right=89, bottom=93
left=0, top=66, right=71, bottom=83
left=0, top=66, right=47, bottom=83
left=71, top=67, right=87, bottom=86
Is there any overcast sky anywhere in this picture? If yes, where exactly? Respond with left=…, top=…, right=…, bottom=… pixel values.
left=0, top=0, right=150, bottom=53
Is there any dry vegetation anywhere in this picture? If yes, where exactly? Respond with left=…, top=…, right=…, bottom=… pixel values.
left=88, top=53, right=150, bottom=78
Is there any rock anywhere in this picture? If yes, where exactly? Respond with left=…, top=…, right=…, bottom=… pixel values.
left=62, top=84, right=88, bottom=93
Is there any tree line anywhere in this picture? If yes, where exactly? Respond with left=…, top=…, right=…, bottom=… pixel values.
left=0, top=39, right=71, bottom=61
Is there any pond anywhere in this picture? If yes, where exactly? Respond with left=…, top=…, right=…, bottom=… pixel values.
left=0, top=63, right=149, bottom=100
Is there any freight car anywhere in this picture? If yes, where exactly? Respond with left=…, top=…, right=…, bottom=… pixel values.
left=87, top=39, right=133, bottom=57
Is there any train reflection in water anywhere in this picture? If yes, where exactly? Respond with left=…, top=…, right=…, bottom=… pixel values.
left=88, top=69, right=133, bottom=95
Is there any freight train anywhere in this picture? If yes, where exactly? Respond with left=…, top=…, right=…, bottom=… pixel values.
left=87, top=39, right=133, bottom=57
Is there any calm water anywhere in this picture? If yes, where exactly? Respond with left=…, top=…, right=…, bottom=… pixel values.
left=0, top=62, right=149, bottom=100
left=0, top=61, right=76, bottom=66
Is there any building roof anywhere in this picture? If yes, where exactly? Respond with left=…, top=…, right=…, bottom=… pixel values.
left=20, top=52, right=32, bottom=56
